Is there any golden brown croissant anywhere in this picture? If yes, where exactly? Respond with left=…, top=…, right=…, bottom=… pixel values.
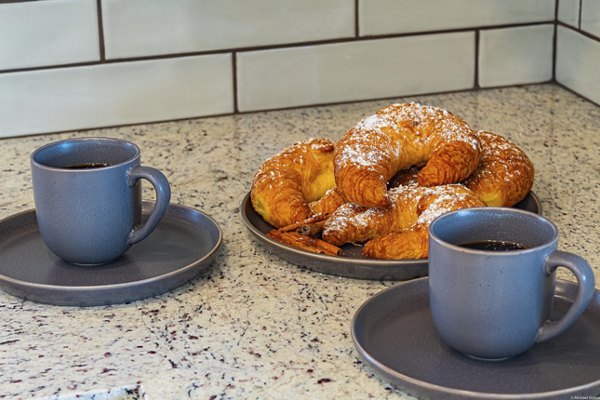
left=308, top=187, right=346, bottom=216
left=251, top=138, right=336, bottom=228
left=334, top=103, right=481, bottom=208
left=390, top=131, right=535, bottom=207
left=463, top=131, right=534, bottom=207
left=362, top=226, right=430, bottom=259
left=322, top=184, right=485, bottom=257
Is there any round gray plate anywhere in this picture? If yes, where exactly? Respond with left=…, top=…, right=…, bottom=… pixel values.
left=352, top=277, right=600, bottom=399
left=240, top=191, right=541, bottom=281
left=0, top=202, right=222, bottom=306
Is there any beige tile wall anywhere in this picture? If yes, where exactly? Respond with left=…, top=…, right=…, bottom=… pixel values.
left=101, top=0, right=355, bottom=59
left=479, top=24, right=554, bottom=87
left=0, top=55, right=233, bottom=137
left=0, top=0, right=99, bottom=70
left=237, top=32, right=475, bottom=111
left=556, top=0, right=600, bottom=105
left=0, top=0, right=595, bottom=137
left=359, top=0, right=555, bottom=35
left=558, top=0, right=580, bottom=27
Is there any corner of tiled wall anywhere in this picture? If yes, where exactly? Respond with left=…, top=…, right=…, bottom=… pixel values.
left=556, top=0, right=600, bottom=105
left=1, top=0, right=598, bottom=137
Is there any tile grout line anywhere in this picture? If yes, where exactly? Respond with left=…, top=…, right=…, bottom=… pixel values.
left=552, top=0, right=559, bottom=82
left=96, top=0, right=106, bottom=62
left=232, top=52, right=239, bottom=114
left=474, top=29, right=480, bottom=90
left=552, top=24, right=557, bottom=83
left=354, top=0, right=360, bottom=38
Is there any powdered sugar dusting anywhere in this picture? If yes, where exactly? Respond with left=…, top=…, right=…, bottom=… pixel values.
left=416, top=190, right=482, bottom=225
left=358, top=113, right=388, bottom=131
left=323, top=183, right=485, bottom=245
left=462, top=130, right=534, bottom=206
left=336, top=102, right=479, bottom=170
left=323, top=203, right=365, bottom=230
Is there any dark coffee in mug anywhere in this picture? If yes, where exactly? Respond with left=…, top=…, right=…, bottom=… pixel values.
left=64, top=163, right=111, bottom=169
left=459, top=240, right=528, bottom=251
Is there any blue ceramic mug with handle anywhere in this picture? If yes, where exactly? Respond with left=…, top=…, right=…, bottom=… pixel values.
left=31, top=137, right=171, bottom=265
left=428, top=207, right=595, bottom=361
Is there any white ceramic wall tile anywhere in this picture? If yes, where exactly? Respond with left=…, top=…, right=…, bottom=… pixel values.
left=581, top=0, right=600, bottom=37
left=558, top=0, right=580, bottom=28
left=556, top=26, right=600, bottom=105
left=102, top=0, right=354, bottom=59
left=359, top=0, right=555, bottom=36
left=0, top=0, right=99, bottom=71
left=237, top=33, right=475, bottom=112
left=0, top=55, right=232, bottom=137
left=479, top=24, right=554, bottom=88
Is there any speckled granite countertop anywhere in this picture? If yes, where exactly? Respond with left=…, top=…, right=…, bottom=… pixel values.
left=0, top=84, right=598, bottom=400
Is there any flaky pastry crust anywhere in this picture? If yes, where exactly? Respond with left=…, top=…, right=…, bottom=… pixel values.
left=308, top=187, right=346, bottom=216
left=334, top=103, right=481, bottom=208
left=390, top=130, right=535, bottom=207
left=362, top=226, right=430, bottom=259
left=250, top=138, right=337, bottom=228
left=322, top=184, right=485, bottom=258
left=463, top=131, right=534, bottom=207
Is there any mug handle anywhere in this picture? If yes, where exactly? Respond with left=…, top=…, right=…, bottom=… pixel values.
left=126, top=166, right=171, bottom=245
left=535, top=251, right=596, bottom=343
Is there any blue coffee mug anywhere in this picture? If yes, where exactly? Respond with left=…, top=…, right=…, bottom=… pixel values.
left=31, top=137, right=171, bottom=265
left=428, top=208, right=595, bottom=360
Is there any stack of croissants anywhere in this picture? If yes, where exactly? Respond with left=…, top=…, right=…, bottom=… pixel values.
left=250, top=102, right=535, bottom=260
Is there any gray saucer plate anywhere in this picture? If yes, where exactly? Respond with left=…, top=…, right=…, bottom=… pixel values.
left=240, top=191, right=541, bottom=281
left=0, top=202, right=222, bottom=306
left=352, top=277, right=600, bottom=400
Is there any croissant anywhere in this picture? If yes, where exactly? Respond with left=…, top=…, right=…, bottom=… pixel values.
left=334, top=103, right=481, bottom=208
left=463, top=131, right=534, bottom=207
left=390, top=131, right=535, bottom=207
left=322, top=184, right=485, bottom=258
left=251, top=138, right=337, bottom=228
left=362, top=226, right=430, bottom=259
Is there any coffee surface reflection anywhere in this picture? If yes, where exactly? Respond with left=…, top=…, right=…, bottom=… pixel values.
left=459, top=240, right=527, bottom=251
left=63, top=163, right=111, bottom=169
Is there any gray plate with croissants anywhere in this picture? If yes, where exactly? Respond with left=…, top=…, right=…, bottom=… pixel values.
left=244, top=103, right=542, bottom=280
left=240, top=191, right=541, bottom=281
